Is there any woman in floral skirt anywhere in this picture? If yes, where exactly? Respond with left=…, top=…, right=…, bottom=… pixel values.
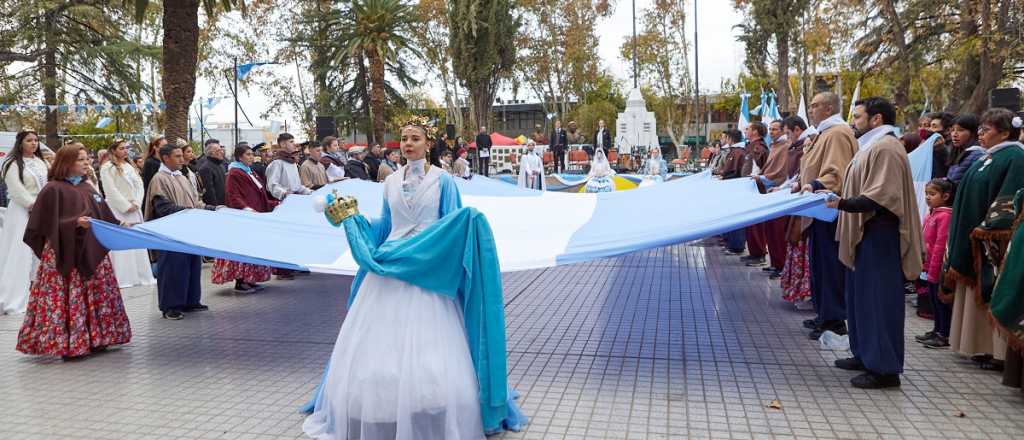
left=210, top=144, right=277, bottom=292
left=17, top=143, right=132, bottom=359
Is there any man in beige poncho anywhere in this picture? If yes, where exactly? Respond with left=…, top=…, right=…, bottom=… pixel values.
left=144, top=140, right=218, bottom=320
left=799, top=92, right=859, bottom=339
left=827, top=97, right=923, bottom=389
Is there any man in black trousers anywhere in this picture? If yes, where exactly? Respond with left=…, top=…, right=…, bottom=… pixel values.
left=475, top=126, right=492, bottom=177
left=549, top=120, right=568, bottom=173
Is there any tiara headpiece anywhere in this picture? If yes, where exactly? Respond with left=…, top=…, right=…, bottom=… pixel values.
left=399, top=115, right=436, bottom=140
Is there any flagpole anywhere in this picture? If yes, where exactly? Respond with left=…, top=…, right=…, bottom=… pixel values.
left=694, top=0, right=700, bottom=145
left=631, top=0, right=638, bottom=89
left=233, top=57, right=239, bottom=148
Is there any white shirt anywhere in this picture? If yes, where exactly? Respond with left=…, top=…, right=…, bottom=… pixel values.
left=266, top=158, right=312, bottom=201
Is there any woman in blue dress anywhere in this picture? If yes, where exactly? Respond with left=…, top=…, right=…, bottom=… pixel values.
left=304, top=117, right=524, bottom=439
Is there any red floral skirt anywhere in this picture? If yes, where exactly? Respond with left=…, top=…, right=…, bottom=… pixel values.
left=17, top=246, right=132, bottom=357
left=211, top=259, right=272, bottom=284
left=780, top=240, right=812, bottom=303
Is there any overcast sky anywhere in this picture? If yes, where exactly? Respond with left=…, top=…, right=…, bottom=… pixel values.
left=198, top=0, right=746, bottom=130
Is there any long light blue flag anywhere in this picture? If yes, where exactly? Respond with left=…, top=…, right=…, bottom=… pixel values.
left=92, top=172, right=838, bottom=274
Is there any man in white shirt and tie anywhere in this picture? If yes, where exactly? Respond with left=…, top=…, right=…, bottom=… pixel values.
left=593, top=119, right=612, bottom=158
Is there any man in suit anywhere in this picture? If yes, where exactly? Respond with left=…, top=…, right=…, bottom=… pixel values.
left=593, top=119, right=612, bottom=158
left=475, top=126, right=492, bottom=177
left=549, top=120, right=568, bottom=173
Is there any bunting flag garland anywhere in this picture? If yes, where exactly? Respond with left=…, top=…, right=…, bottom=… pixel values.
left=0, top=102, right=166, bottom=114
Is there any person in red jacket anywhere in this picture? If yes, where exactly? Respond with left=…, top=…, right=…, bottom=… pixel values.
left=210, top=145, right=280, bottom=293
left=916, top=178, right=955, bottom=348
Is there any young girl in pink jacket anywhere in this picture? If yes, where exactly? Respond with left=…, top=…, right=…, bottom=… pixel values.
left=915, top=178, right=954, bottom=348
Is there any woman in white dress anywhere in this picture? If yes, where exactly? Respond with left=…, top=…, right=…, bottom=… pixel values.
left=584, top=148, right=616, bottom=193
left=303, top=117, right=524, bottom=439
left=0, top=130, right=49, bottom=314
left=99, top=139, right=156, bottom=288
left=639, top=147, right=668, bottom=187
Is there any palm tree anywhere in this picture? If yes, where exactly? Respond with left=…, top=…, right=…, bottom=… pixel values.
left=332, top=0, right=421, bottom=144
left=133, top=0, right=243, bottom=142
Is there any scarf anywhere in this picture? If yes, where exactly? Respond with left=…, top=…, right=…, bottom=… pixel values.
left=275, top=149, right=297, bottom=164
left=65, top=176, right=83, bottom=185
left=815, top=113, right=846, bottom=134
left=228, top=161, right=252, bottom=174
left=856, top=124, right=898, bottom=152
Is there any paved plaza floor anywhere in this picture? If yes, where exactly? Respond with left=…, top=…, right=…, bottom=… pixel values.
left=1, top=243, right=1023, bottom=439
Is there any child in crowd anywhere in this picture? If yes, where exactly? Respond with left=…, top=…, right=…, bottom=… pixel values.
left=916, top=178, right=955, bottom=348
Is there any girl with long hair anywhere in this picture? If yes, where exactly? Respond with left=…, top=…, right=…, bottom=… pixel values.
left=0, top=130, right=49, bottom=314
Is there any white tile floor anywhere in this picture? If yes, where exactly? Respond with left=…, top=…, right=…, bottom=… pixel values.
left=1, top=243, right=1022, bottom=439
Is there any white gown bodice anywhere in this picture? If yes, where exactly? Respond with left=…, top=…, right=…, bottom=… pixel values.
left=383, top=162, right=443, bottom=241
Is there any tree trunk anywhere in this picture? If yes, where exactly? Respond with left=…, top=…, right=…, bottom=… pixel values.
left=42, top=10, right=59, bottom=148
left=880, top=0, right=911, bottom=108
left=162, top=0, right=200, bottom=142
left=948, top=0, right=980, bottom=112
left=775, top=30, right=790, bottom=113
left=470, top=86, right=494, bottom=135
left=962, top=0, right=1009, bottom=114
left=366, top=48, right=387, bottom=145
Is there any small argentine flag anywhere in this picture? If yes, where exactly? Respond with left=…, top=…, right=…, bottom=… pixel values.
left=95, top=117, right=114, bottom=129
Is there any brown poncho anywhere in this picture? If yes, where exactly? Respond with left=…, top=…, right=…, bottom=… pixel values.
left=836, top=135, right=924, bottom=280
left=144, top=168, right=204, bottom=221
left=799, top=123, right=857, bottom=231
left=760, top=137, right=791, bottom=185
left=23, top=180, right=119, bottom=278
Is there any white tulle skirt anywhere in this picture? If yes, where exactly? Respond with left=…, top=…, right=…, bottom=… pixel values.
left=0, top=202, right=38, bottom=314
left=303, top=272, right=485, bottom=440
left=107, top=208, right=155, bottom=288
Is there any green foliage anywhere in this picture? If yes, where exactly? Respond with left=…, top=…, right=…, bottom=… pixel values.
left=449, top=0, right=519, bottom=126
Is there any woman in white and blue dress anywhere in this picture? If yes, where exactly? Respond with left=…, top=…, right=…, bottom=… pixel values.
left=584, top=148, right=616, bottom=193
left=0, top=130, right=48, bottom=314
left=639, top=147, right=669, bottom=187
left=303, top=117, right=525, bottom=439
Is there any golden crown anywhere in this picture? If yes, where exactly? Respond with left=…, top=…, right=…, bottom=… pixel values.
left=324, top=190, right=360, bottom=226
left=399, top=115, right=436, bottom=140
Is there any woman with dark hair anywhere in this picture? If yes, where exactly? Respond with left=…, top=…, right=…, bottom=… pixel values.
left=140, top=136, right=167, bottom=208
left=100, top=139, right=155, bottom=288
left=211, top=145, right=277, bottom=293
left=945, top=108, right=1024, bottom=371
left=900, top=131, right=921, bottom=153
left=0, top=130, right=49, bottom=314
left=945, top=114, right=984, bottom=183
left=17, top=143, right=132, bottom=359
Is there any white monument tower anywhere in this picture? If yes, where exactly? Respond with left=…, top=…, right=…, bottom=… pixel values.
left=616, top=88, right=658, bottom=156
left=615, top=0, right=658, bottom=156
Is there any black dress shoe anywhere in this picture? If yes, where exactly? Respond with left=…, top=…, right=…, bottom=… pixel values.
left=802, top=318, right=820, bottom=330
left=850, top=372, right=900, bottom=389
left=768, top=272, right=782, bottom=279
left=745, top=258, right=767, bottom=267
left=914, top=331, right=937, bottom=343
left=834, top=357, right=865, bottom=371
left=162, top=309, right=184, bottom=320
left=184, top=304, right=209, bottom=312
left=810, top=320, right=847, bottom=339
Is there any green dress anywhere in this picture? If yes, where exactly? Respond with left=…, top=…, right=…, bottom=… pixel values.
left=992, top=189, right=1024, bottom=391
left=944, top=142, right=1024, bottom=304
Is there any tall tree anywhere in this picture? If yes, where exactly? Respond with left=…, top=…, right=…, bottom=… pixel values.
left=733, top=0, right=810, bottom=112
left=132, top=0, right=244, bottom=142
left=450, top=0, right=519, bottom=130
left=620, top=0, right=693, bottom=145
left=328, top=0, right=421, bottom=144
left=1, top=0, right=159, bottom=145
left=515, top=0, right=609, bottom=119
